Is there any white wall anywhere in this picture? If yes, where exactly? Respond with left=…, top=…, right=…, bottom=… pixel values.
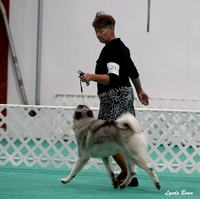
left=7, top=0, right=200, bottom=105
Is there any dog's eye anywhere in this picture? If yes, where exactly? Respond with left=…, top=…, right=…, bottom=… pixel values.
left=75, top=112, right=82, bottom=120
left=87, top=110, right=93, bottom=118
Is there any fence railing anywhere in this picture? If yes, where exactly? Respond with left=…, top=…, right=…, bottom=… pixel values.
left=53, top=93, right=200, bottom=110
left=0, top=104, right=199, bottom=173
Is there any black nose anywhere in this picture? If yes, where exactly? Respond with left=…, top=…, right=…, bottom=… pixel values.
left=77, top=105, right=84, bottom=109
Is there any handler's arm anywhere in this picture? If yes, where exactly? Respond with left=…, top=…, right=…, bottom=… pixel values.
left=131, top=77, right=149, bottom=106
left=80, top=73, right=110, bottom=85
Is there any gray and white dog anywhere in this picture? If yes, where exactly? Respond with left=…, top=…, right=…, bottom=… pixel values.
left=61, top=105, right=161, bottom=190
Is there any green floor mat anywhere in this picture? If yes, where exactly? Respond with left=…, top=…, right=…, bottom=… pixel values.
left=0, top=163, right=199, bottom=199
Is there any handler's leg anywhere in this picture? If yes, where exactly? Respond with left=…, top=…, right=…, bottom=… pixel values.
left=113, top=152, right=127, bottom=178
left=113, top=151, right=138, bottom=187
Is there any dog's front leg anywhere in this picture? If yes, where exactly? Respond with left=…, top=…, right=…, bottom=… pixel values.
left=61, top=156, right=89, bottom=184
left=102, top=157, right=119, bottom=189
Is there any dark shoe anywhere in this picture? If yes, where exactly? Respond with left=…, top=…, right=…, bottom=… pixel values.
left=117, top=173, right=139, bottom=187
left=116, top=172, right=126, bottom=183
left=128, top=177, right=139, bottom=187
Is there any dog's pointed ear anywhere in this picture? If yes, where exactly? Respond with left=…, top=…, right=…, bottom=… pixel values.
left=87, top=110, right=93, bottom=118
left=75, top=111, right=82, bottom=120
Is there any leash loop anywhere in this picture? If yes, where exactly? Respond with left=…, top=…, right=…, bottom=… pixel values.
left=78, top=70, right=89, bottom=86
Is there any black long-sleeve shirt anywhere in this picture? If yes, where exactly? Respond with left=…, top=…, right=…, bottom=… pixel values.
left=95, top=38, right=139, bottom=95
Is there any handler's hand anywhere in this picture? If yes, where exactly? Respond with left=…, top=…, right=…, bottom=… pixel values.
left=137, top=91, right=149, bottom=106
left=79, top=73, right=92, bottom=84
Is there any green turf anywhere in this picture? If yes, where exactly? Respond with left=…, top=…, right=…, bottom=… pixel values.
left=0, top=162, right=199, bottom=199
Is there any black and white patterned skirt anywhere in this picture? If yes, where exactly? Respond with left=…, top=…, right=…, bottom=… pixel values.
left=98, top=86, right=135, bottom=121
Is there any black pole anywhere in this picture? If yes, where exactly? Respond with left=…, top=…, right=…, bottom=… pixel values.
left=35, top=0, right=43, bottom=105
left=147, top=0, right=151, bottom=32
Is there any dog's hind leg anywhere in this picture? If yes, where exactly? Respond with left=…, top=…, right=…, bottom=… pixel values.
left=124, top=134, right=161, bottom=190
left=102, top=157, right=119, bottom=189
left=134, top=157, right=161, bottom=190
left=61, top=156, right=89, bottom=184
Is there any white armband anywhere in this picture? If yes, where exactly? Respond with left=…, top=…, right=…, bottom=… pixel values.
left=107, top=62, right=120, bottom=76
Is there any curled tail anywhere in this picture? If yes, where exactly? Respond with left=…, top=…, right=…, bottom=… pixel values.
left=116, top=113, right=141, bottom=133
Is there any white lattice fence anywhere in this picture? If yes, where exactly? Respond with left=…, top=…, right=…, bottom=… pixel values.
left=136, top=109, right=200, bottom=173
left=146, top=98, right=200, bottom=110
left=53, top=94, right=100, bottom=108
left=0, top=105, right=200, bottom=173
left=0, top=105, right=104, bottom=170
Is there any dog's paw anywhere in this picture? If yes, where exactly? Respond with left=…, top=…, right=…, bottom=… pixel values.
left=119, top=184, right=126, bottom=189
left=155, top=182, right=161, bottom=190
left=61, top=178, right=68, bottom=184
left=112, top=178, right=119, bottom=189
